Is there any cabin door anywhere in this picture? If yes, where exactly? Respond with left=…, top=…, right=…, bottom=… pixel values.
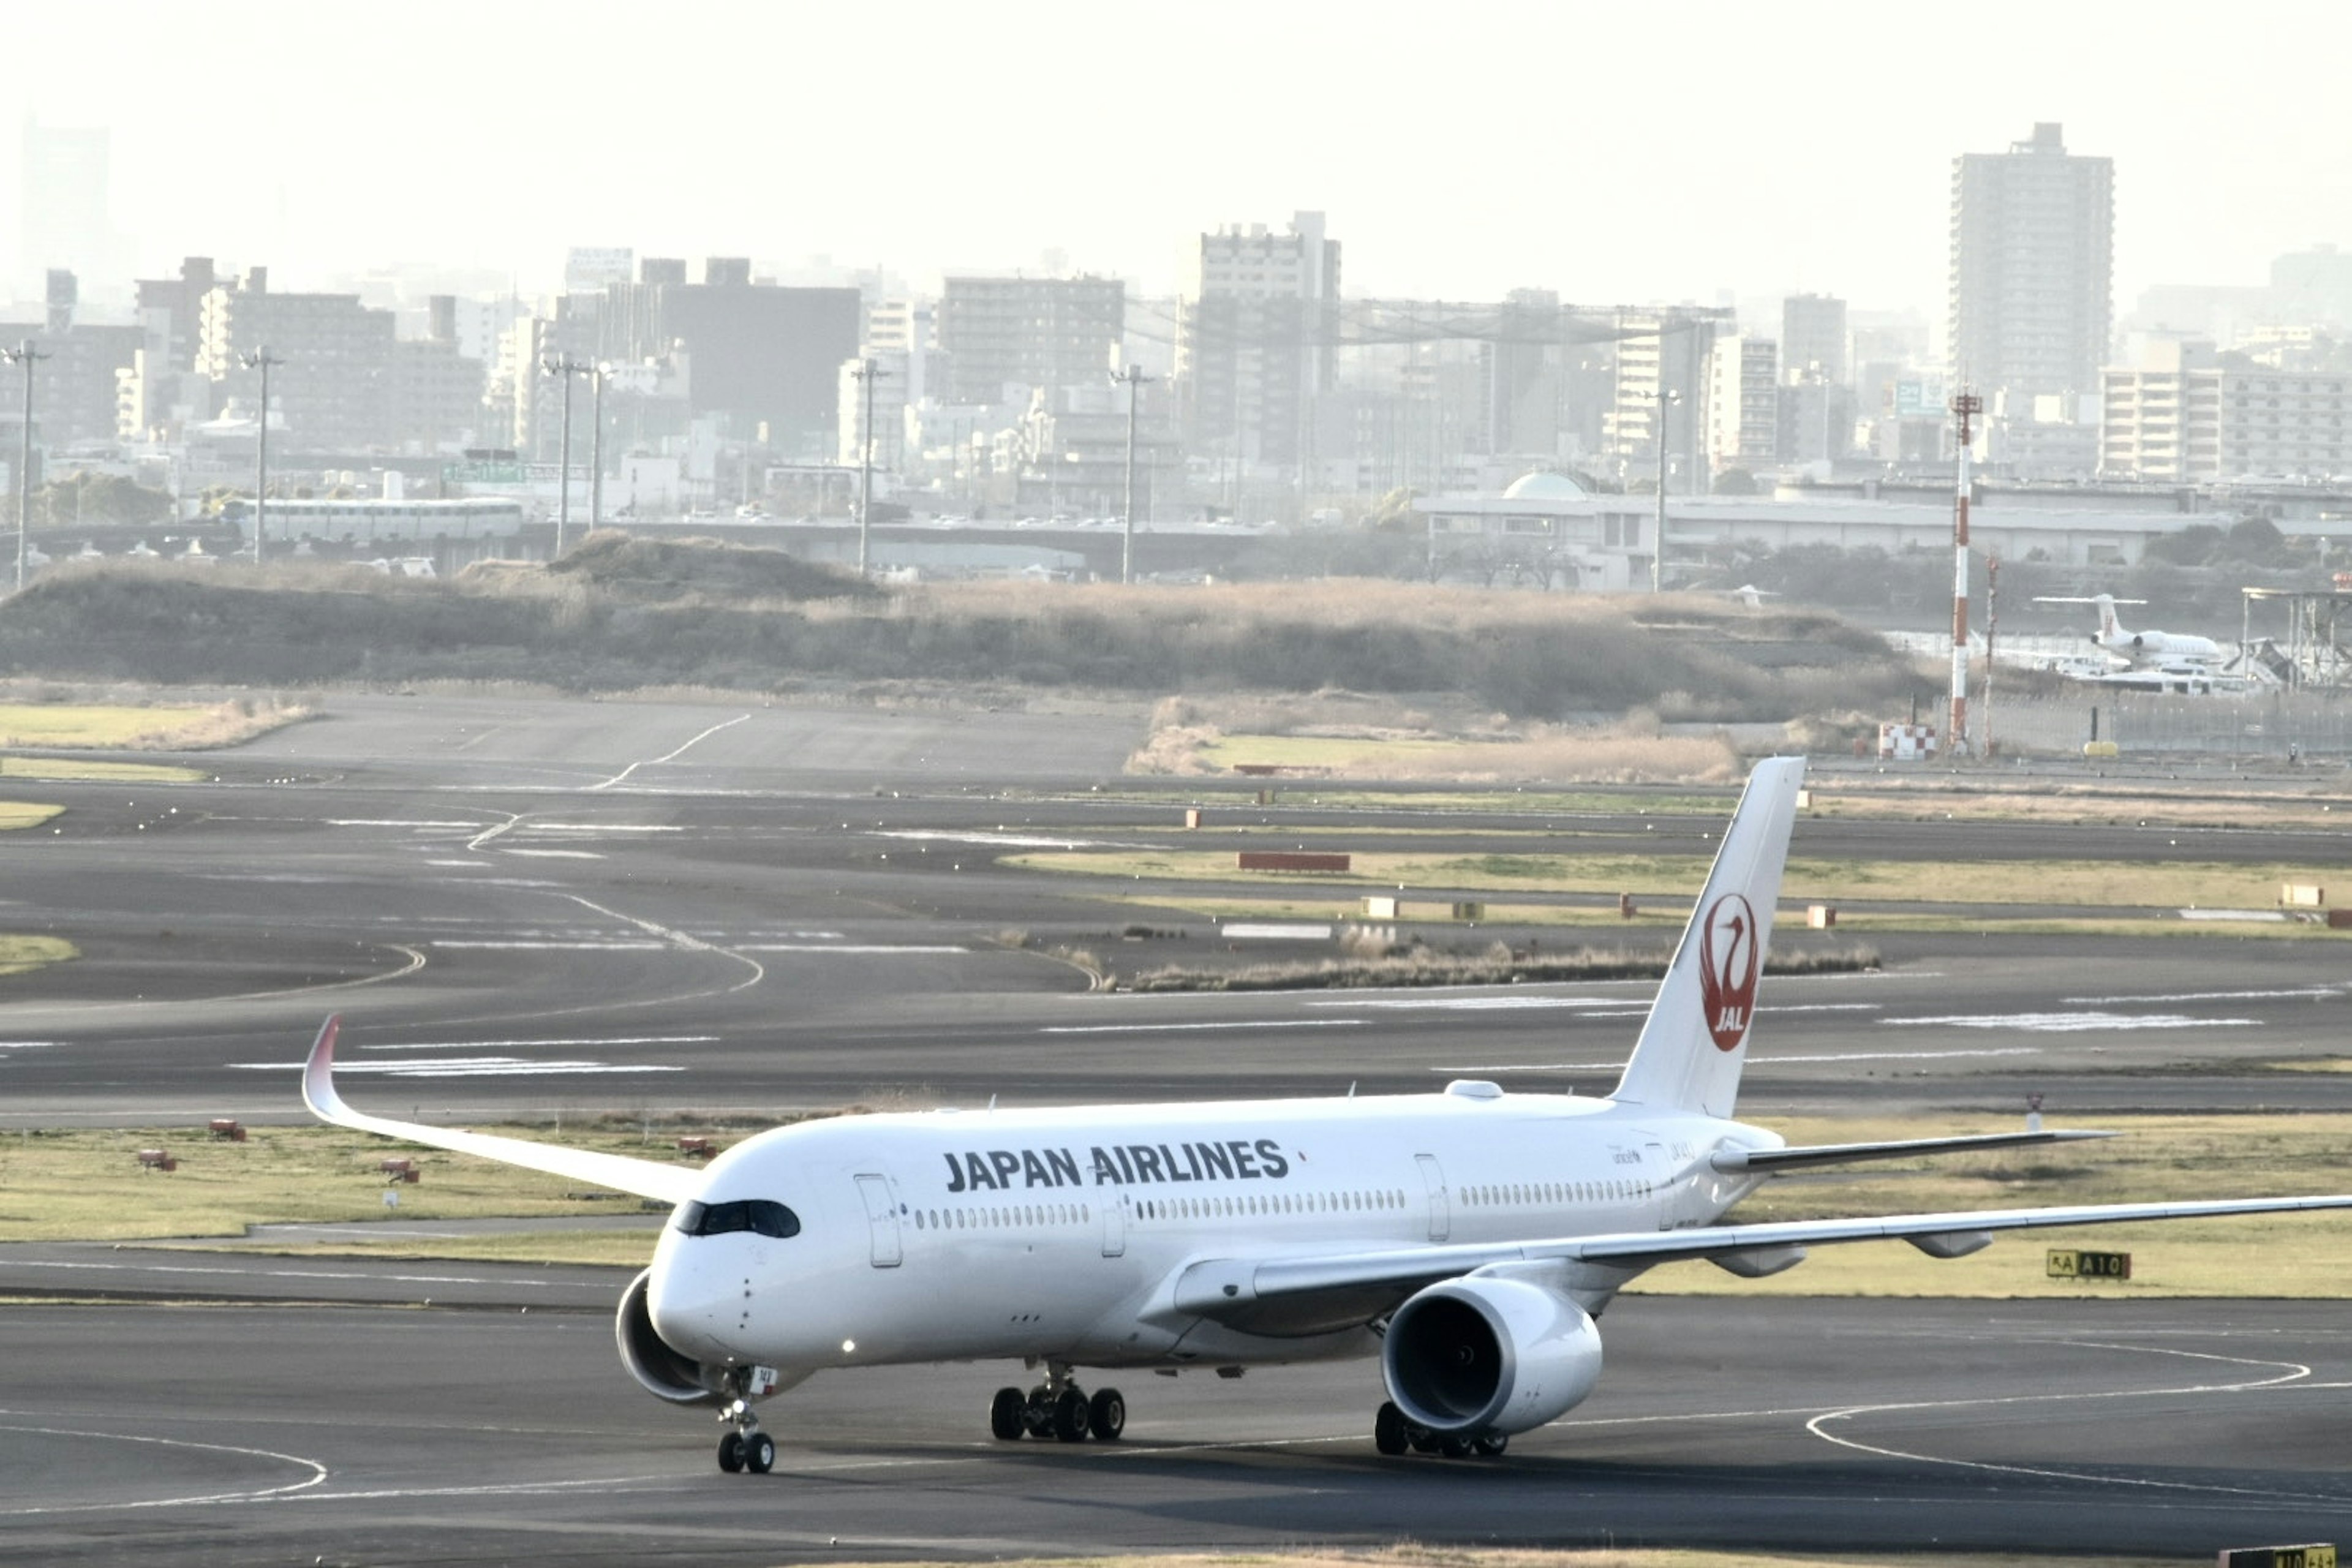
left=854, top=1173, right=902, bottom=1267
left=1101, top=1191, right=1127, bottom=1258
left=1415, top=1153, right=1450, bottom=1243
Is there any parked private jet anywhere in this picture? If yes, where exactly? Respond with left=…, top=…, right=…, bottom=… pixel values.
left=2039, top=593, right=2226, bottom=673
left=300, top=757, right=2352, bottom=1474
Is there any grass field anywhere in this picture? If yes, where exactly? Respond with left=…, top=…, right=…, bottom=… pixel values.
left=807, top=1554, right=2179, bottom=1568
left=0, top=756, right=203, bottom=783
left=0, top=698, right=306, bottom=752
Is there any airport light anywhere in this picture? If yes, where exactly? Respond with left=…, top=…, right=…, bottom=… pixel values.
left=1112, top=363, right=1154, bottom=584
left=848, top=358, right=891, bottom=576
left=541, top=355, right=592, bottom=558
left=1650, top=386, right=1681, bottom=594
left=2, top=339, right=45, bottom=592
left=589, top=363, right=606, bottom=535
left=238, top=347, right=282, bottom=567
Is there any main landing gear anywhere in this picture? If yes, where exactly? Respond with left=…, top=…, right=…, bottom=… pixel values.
left=714, top=1374, right=776, bottom=1475
left=1373, top=1401, right=1506, bottom=1460
left=990, top=1364, right=1125, bottom=1443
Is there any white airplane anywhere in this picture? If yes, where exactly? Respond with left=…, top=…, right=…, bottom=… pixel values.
left=2038, top=594, right=2225, bottom=672
left=300, top=757, right=2352, bottom=1475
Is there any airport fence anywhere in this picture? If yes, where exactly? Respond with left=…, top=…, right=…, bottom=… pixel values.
left=1986, top=690, right=2352, bottom=760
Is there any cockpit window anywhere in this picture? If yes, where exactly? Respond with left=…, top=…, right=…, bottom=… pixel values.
left=673, top=1199, right=800, bottom=1239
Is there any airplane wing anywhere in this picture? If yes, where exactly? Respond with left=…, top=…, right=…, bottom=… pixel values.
left=1169, top=1191, right=2352, bottom=1324
left=300, top=1015, right=702, bottom=1205
left=1713, top=1128, right=2114, bottom=1173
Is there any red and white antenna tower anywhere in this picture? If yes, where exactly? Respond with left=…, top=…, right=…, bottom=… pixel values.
left=1948, top=390, right=1983, bottom=758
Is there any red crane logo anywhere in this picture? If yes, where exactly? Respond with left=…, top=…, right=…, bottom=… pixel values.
left=1697, top=894, right=1760, bottom=1052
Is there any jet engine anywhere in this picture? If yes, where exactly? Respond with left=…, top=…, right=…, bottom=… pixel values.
left=1381, top=1275, right=1604, bottom=1437
left=616, top=1267, right=728, bottom=1405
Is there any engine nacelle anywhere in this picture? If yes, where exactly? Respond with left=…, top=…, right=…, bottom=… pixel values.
left=1381, top=1275, right=1604, bottom=1437
left=616, top=1267, right=728, bottom=1405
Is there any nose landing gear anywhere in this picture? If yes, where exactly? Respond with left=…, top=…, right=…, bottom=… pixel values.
left=714, top=1374, right=775, bottom=1475
left=990, top=1363, right=1125, bottom=1443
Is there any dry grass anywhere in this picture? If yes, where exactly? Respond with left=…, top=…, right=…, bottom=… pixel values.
left=0, top=695, right=309, bottom=750
left=808, top=1548, right=2177, bottom=1568
left=1128, top=939, right=1879, bottom=992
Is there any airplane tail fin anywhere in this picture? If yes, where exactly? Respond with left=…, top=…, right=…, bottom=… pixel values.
left=2095, top=594, right=2124, bottom=641
left=1610, top=756, right=1806, bottom=1118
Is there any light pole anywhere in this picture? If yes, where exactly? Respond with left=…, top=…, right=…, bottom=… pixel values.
left=1112, top=363, right=1154, bottom=584
left=238, top=347, right=281, bottom=567
left=848, top=357, right=891, bottom=576
left=589, top=363, right=606, bottom=534
left=3, top=340, right=45, bottom=592
left=541, top=355, right=589, bottom=557
left=1650, top=386, right=1681, bottom=594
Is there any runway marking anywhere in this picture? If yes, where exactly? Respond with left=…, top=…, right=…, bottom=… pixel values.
left=0, top=1259, right=551, bottom=1286
left=500, top=848, right=605, bottom=859
left=1884, top=1010, right=2261, bottom=1032
left=524, top=823, right=684, bottom=833
left=736, top=943, right=967, bottom=954
left=430, top=939, right=666, bottom=950
left=327, top=819, right=483, bottom=829
left=466, top=814, right=522, bottom=852
left=876, top=830, right=1155, bottom=850
left=230, top=1057, right=684, bottom=1077
left=586, top=712, right=750, bottom=791
left=360, top=1035, right=717, bottom=1052
left=1428, top=1047, right=2043, bottom=1072
left=1804, top=1340, right=2329, bottom=1502
left=1041, top=1020, right=1368, bottom=1035
left=1316, top=997, right=1880, bottom=1014
left=0, top=1421, right=325, bottom=1515
left=426, top=859, right=491, bottom=867
left=564, top=894, right=767, bottom=996
left=2065, top=986, right=2343, bottom=1005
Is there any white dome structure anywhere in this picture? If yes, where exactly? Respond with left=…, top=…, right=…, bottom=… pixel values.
left=1500, top=471, right=1588, bottom=501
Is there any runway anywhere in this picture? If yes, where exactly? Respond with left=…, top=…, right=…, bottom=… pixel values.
left=2, top=690, right=2352, bottom=1560
left=4, top=1291, right=2351, bottom=1562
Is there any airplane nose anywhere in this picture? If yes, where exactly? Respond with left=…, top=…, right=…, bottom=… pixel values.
left=647, top=1252, right=740, bottom=1362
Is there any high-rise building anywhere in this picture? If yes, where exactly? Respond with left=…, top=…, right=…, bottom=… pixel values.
left=1949, top=122, right=2114, bottom=401
left=937, top=275, right=1123, bottom=408
left=133, top=256, right=219, bottom=372
left=198, top=268, right=397, bottom=451
left=2100, top=340, right=2352, bottom=481
left=1780, top=294, right=1847, bottom=384
left=1706, top=336, right=1780, bottom=470
left=1602, top=307, right=1729, bottom=490
left=1178, top=212, right=1341, bottom=473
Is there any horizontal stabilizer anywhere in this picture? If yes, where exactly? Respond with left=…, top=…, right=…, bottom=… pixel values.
left=1711, top=1129, right=2113, bottom=1174
left=300, top=1015, right=700, bottom=1206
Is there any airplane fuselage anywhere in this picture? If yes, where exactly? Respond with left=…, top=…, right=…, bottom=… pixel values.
left=647, top=1087, right=1773, bottom=1378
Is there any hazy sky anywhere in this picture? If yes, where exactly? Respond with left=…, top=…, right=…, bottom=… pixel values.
left=15, top=0, right=2350, bottom=316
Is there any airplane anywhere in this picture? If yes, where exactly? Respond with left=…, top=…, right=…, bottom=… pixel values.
left=2037, top=593, right=2225, bottom=673
left=300, top=756, right=2352, bottom=1476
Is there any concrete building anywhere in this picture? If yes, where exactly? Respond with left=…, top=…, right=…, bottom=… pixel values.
left=1950, top=123, right=2114, bottom=402
left=1602, top=307, right=1727, bottom=490
left=2101, top=342, right=2352, bottom=481
left=1781, top=293, right=1847, bottom=384
left=1178, top=212, right=1340, bottom=474
left=197, top=268, right=396, bottom=452
left=936, top=274, right=1122, bottom=409
left=132, top=256, right=219, bottom=374
left=837, top=352, right=909, bottom=472
left=1706, top=335, right=1779, bottom=470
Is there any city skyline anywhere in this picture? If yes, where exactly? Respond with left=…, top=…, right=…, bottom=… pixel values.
left=10, top=1, right=2350, bottom=315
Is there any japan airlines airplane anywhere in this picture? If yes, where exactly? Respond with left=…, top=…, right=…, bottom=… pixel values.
left=301, top=757, right=2352, bottom=1475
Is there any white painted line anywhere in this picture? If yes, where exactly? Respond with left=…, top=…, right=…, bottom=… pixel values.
left=361, top=1035, right=716, bottom=1052
left=429, top=940, right=666, bottom=950
left=1041, top=1019, right=1366, bottom=1035
left=736, top=943, right=966, bottom=954
left=2064, top=987, right=2342, bottom=1005
left=523, top=823, right=683, bottom=833
left=500, top=848, right=604, bottom=860
left=877, top=830, right=1159, bottom=851
left=230, top=1058, right=684, bottom=1077
left=587, top=712, right=750, bottom=791
left=1220, top=923, right=1332, bottom=940
left=0, top=1421, right=327, bottom=1515
left=0, top=1259, right=550, bottom=1286
left=1427, top=1046, right=2043, bottom=1072
left=2177, top=908, right=2291, bottom=922
left=327, top=820, right=483, bottom=829
left=1311, top=995, right=1645, bottom=1011
left=1884, top=1011, right=2261, bottom=1033
left=426, top=859, right=489, bottom=868
left=0, top=1041, right=58, bottom=1049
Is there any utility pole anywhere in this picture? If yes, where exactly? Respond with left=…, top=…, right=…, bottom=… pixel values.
left=1113, top=363, right=1154, bottom=584
left=1983, top=554, right=2000, bottom=760
left=589, top=363, right=606, bottom=534
left=541, top=355, right=589, bottom=557
left=1949, top=389, right=1983, bottom=758
left=849, top=357, right=891, bottom=576
left=1650, top=386, right=1681, bottom=594
left=238, top=346, right=281, bottom=567
left=2, top=341, right=45, bottom=592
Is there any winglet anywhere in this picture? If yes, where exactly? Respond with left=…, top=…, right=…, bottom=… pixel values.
left=302, top=1014, right=347, bottom=1125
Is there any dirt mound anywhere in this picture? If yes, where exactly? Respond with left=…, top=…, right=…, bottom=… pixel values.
left=533, top=530, right=878, bottom=603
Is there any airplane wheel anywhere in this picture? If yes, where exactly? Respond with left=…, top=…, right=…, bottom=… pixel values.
left=1472, top=1433, right=1509, bottom=1457
left=717, top=1431, right=745, bottom=1472
left=1406, top=1425, right=1440, bottom=1454
left=744, top=1432, right=776, bottom=1474
left=1052, top=1387, right=1091, bottom=1442
left=1088, top=1386, right=1125, bottom=1441
left=1374, top=1401, right=1409, bottom=1456
left=990, top=1386, right=1027, bottom=1441
left=1438, top=1434, right=1472, bottom=1458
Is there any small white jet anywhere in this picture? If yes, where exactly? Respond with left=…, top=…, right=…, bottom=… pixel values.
left=301, top=758, right=2352, bottom=1474
left=2039, top=593, right=2225, bottom=673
